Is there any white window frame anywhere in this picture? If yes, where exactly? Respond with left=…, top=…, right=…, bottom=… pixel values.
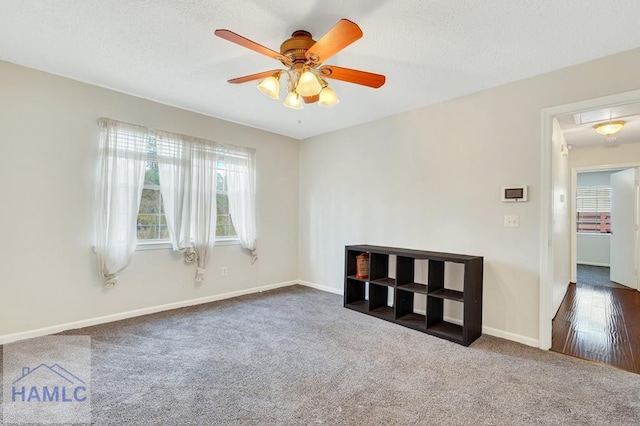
left=136, top=140, right=241, bottom=250
left=576, top=186, right=611, bottom=234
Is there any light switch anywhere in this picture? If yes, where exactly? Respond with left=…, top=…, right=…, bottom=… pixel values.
left=504, top=215, right=520, bottom=228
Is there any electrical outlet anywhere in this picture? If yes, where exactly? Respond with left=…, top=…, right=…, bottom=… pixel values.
left=221, top=267, right=228, bottom=277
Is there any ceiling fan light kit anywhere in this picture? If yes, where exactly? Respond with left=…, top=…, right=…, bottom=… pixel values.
left=318, top=86, right=339, bottom=107
left=296, top=69, right=323, bottom=97
left=215, top=19, right=385, bottom=109
left=283, top=91, right=303, bottom=110
left=256, top=74, right=280, bottom=99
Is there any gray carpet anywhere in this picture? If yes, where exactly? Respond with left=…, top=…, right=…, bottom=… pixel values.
left=2, top=285, right=639, bottom=425
left=577, top=264, right=628, bottom=289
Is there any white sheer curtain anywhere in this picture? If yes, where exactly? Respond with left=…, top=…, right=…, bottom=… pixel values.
left=157, top=133, right=218, bottom=283
left=190, top=141, right=219, bottom=282
left=95, top=118, right=148, bottom=288
left=225, top=146, right=257, bottom=263
left=157, top=131, right=192, bottom=251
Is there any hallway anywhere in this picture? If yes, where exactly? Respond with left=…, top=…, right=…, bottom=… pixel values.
left=551, top=266, right=640, bottom=374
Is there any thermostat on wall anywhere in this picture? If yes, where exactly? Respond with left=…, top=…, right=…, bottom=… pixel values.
left=502, top=185, right=528, bottom=202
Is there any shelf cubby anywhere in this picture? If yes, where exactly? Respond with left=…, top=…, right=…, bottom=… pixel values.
left=395, top=256, right=424, bottom=293
left=369, top=252, right=395, bottom=286
left=344, top=245, right=483, bottom=346
left=368, top=282, right=394, bottom=320
left=395, top=288, right=426, bottom=331
left=345, top=278, right=367, bottom=313
left=425, top=320, right=464, bottom=343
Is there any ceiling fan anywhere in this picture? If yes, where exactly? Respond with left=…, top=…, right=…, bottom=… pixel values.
left=214, top=19, right=386, bottom=109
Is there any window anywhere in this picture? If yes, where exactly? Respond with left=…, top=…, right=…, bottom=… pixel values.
left=576, top=186, right=611, bottom=233
left=136, top=140, right=237, bottom=243
left=216, top=161, right=237, bottom=239
left=97, top=117, right=256, bottom=285
left=137, top=140, right=169, bottom=240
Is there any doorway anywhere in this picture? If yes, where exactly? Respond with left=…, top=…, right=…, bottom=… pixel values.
left=573, top=167, right=639, bottom=290
left=551, top=166, right=640, bottom=373
left=540, top=89, right=640, bottom=357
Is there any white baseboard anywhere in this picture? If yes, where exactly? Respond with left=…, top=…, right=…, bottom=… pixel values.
left=480, top=325, right=539, bottom=347
left=297, top=280, right=343, bottom=295
left=0, top=280, right=297, bottom=345
left=1, top=279, right=539, bottom=349
left=442, top=317, right=538, bottom=347
left=298, top=281, right=540, bottom=348
left=440, top=316, right=537, bottom=347
left=577, top=261, right=610, bottom=267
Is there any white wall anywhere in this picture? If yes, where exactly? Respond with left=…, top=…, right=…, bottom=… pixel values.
left=577, top=234, right=610, bottom=266
left=299, top=48, right=640, bottom=345
left=0, top=61, right=299, bottom=338
left=569, top=142, right=640, bottom=168
left=577, top=170, right=612, bottom=186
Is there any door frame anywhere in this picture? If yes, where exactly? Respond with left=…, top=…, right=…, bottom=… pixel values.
left=570, top=165, right=640, bottom=285
left=539, top=88, right=640, bottom=350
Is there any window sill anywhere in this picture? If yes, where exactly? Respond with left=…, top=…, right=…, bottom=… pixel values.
left=136, top=241, right=173, bottom=251
left=136, top=238, right=241, bottom=251
left=576, top=233, right=611, bottom=237
left=215, top=238, right=241, bottom=246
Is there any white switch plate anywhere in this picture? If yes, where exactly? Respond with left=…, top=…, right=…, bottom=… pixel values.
left=504, top=215, right=520, bottom=228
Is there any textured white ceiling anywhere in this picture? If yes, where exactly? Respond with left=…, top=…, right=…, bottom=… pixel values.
left=2, top=1, right=640, bottom=140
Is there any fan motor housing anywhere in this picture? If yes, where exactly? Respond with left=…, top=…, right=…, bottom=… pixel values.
left=280, top=30, right=316, bottom=65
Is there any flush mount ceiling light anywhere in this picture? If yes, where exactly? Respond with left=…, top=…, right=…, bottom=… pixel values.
left=215, top=19, right=385, bottom=109
left=593, top=120, right=625, bottom=135
left=593, top=120, right=625, bottom=142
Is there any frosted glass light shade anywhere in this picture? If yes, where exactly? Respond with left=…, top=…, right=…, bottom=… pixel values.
left=257, top=76, right=280, bottom=99
left=318, top=87, right=339, bottom=107
left=283, top=91, right=303, bottom=109
left=296, top=71, right=322, bottom=97
left=593, top=120, right=625, bottom=136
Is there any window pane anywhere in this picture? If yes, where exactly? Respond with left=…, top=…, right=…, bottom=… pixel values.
left=144, top=161, right=160, bottom=185
left=576, top=186, right=611, bottom=234
left=217, top=193, right=229, bottom=215
left=216, top=215, right=229, bottom=236
left=138, top=214, right=161, bottom=240
left=216, top=171, right=225, bottom=192
left=140, top=188, right=161, bottom=213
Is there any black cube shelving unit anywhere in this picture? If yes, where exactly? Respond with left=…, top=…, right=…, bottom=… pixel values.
left=344, top=244, right=484, bottom=346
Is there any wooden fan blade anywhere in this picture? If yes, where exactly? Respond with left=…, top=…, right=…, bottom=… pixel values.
left=228, top=70, right=281, bottom=84
left=319, top=66, right=386, bottom=88
left=215, top=29, right=289, bottom=64
left=305, top=19, right=363, bottom=64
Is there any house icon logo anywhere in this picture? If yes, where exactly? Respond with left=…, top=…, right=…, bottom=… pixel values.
left=12, top=364, right=88, bottom=403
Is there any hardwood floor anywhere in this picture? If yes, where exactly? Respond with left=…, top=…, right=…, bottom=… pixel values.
left=552, top=279, right=640, bottom=374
